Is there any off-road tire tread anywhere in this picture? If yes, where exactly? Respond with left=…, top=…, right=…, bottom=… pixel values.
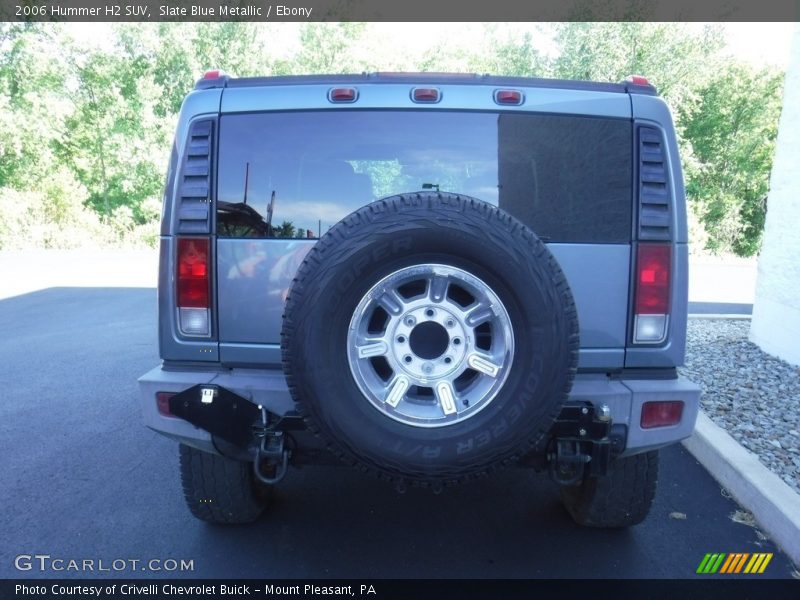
left=560, top=450, right=659, bottom=528
left=179, top=444, right=269, bottom=524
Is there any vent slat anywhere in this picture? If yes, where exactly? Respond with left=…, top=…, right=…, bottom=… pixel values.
left=191, top=120, right=212, bottom=136
left=641, top=167, right=667, bottom=184
left=176, top=119, right=213, bottom=234
left=187, top=142, right=210, bottom=157
left=180, top=186, right=210, bottom=199
left=641, top=208, right=670, bottom=228
left=640, top=145, right=664, bottom=162
left=183, top=164, right=209, bottom=177
left=638, top=126, right=671, bottom=241
left=179, top=206, right=209, bottom=221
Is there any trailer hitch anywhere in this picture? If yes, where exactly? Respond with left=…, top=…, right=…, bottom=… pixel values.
left=169, top=385, right=292, bottom=482
left=545, top=402, right=619, bottom=484
left=252, top=406, right=290, bottom=485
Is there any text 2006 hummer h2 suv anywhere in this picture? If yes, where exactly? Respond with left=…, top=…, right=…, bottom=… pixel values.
left=138, top=71, right=701, bottom=527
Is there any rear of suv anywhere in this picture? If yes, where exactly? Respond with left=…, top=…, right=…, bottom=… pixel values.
left=139, top=72, right=701, bottom=527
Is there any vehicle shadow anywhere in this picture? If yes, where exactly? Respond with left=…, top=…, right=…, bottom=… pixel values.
left=188, top=465, right=639, bottom=579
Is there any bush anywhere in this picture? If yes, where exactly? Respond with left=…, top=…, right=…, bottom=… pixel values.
left=0, top=171, right=160, bottom=250
left=0, top=186, right=113, bottom=249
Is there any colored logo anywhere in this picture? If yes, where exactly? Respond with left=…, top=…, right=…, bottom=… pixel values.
left=696, top=553, right=773, bottom=574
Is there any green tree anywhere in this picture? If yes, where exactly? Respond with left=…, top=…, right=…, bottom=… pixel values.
left=56, top=46, right=166, bottom=221
left=486, top=29, right=549, bottom=77
left=552, top=23, right=725, bottom=111
left=0, top=24, right=71, bottom=189
left=274, top=221, right=296, bottom=239
left=682, top=64, right=784, bottom=256
left=284, top=23, right=367, bottom=74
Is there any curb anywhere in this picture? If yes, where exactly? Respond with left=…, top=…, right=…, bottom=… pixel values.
left=682, top=412, right=800, bottom=566
left=688, top=314, right=752, bottom=320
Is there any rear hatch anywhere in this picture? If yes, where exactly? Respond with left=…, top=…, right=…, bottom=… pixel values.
left=162, top=78, right=676, bottom=371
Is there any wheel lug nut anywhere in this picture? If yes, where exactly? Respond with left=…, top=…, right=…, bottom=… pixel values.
left=405, top=316, right=416, bottom=326
left=445, top=319, right=455, bottom=328
left=425, top=308, right=435, bottom=318
left=396, top=335, right=406, bottom=343
left=422, top=362, right=433, bottom=373
left=404, top=355, right=413, bottom=364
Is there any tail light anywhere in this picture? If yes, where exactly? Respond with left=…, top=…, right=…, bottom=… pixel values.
left=641, top=401, right=683, bottom=428
left=633, top=243, right=670, bottom=343
left=156, top=392, right=176, bottom=417
left=177, top=237, right=210, bottom=336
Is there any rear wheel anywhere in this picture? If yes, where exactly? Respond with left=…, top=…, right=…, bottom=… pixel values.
left=179, top=444, right=271, bottom=524
left=560, top=450, right=659, bottom=528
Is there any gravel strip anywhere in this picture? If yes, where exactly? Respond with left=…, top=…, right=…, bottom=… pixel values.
left=679, top=319, right=800, bottom=494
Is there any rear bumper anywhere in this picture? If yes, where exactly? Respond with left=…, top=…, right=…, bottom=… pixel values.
left=138, top=366, right=701, bottom=457
left=138, top=366, right=294, bottom=454
left=569, top=374, right=701, bottom=456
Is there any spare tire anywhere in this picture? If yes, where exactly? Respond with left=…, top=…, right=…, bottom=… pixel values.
left=281, top=193, right=579, bottom=485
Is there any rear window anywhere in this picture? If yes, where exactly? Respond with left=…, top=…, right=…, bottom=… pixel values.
left=216, top=110, right=632, bottom=242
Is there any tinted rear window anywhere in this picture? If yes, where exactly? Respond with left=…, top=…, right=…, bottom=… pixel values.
left=216, top=111, right=631, bottom=242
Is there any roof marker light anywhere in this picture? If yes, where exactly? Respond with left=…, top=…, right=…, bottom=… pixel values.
left=203, top=70, right=225, bottom=80
left=627, top=75, right=651, bottom=86
left=494, top=89, right=524, bottom=105
left=328, top=87, right=358, bottom=103
left=412, top=87, right=441, bottom=103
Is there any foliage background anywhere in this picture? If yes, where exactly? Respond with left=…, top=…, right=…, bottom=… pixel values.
left=0, top=22, right=786, bottom=255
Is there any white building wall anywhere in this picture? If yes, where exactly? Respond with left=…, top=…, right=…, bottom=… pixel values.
left=750, top=26, right=800, bottom=366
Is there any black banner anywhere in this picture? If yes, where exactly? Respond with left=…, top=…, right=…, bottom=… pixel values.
left=3, top=579, right=800, bottom=600
left=2, top=0, right=800, bottom=22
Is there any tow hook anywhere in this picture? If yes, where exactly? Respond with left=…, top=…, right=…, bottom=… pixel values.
left=549, top=439, right=591, bottom=485
left=253, top=406, right=290, bottom=485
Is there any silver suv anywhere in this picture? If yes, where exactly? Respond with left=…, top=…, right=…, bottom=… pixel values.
left=139, top=72, right=701, bottom=527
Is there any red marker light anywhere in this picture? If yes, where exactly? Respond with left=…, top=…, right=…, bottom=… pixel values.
left=494, top=90, right=523, bottom=105
left=412, top=88, right=440, bottom=103
left=641, top=401, right=683, bottom=429
left=156, top=392, right=176, bottom=417
left=627, top=75, right=650, bottom=86
left=328, top=87, right=358, bottom=102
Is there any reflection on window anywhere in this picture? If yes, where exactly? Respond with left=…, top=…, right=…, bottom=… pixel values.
left=216, top=111, right=499, bottom=239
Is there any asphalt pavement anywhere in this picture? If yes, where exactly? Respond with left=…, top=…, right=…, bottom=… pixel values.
left=1, top=286, right=797, bottom=579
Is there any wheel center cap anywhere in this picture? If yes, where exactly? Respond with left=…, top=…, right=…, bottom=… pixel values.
left=409, top=321, right=450, bottom=360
